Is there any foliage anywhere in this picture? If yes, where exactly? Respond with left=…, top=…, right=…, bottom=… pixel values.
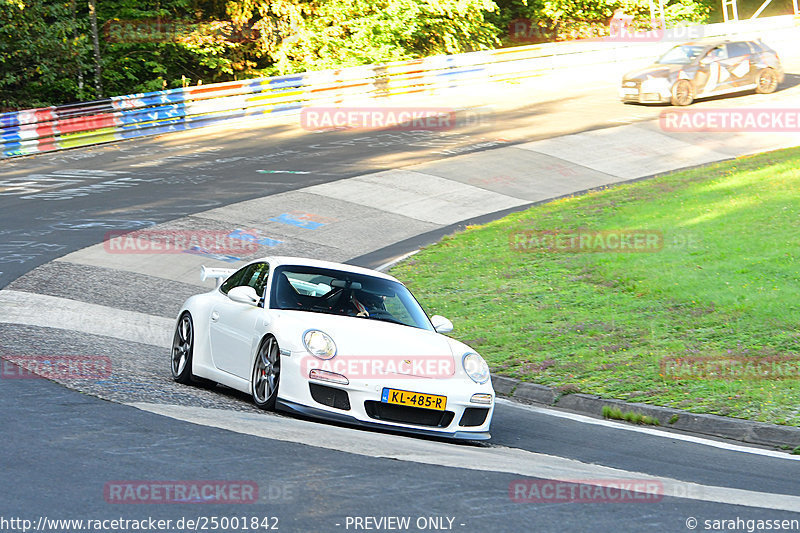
left=503, top=0, right=714, bottom=43
left=602, top=406, right=661, bottom=425
left=0, top=0, right=92, bottom=109
left=1, top=0, right=500, bottom=108
left=0, top=0, right=774, bottom=109
left=222, top=0, right=501, bottom=76
left=94, top=0, right=230, bottom=95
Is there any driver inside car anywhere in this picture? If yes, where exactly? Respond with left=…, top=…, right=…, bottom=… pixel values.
left=350, top=290, right=384, bottom=317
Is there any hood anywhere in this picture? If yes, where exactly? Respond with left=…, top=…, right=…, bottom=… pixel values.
left=275, top=310, right=458, bottom=379
left=274, top=310, right=454, bottom=357
left=623, top=63, right=683, bottom=81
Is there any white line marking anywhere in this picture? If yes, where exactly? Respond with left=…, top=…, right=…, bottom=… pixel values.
left=130, top=402, right=800, bottom=512
left=0, top=290, right=173, bottom=347
left=497, top=399, right=800, bottom=461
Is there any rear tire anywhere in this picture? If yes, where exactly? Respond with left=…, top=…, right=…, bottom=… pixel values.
left=670, top=80, right=694, bottom=106
left=755, top=68, right=778, bottom=94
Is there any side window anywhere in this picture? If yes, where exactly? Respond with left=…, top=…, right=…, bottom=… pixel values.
left=705, top=45, right=727, bottom=62
left=247, top=263, right=271, bottom=301
left=219, top=263, right=259, bottom=295
left=726, top=42, right=751, bottom=57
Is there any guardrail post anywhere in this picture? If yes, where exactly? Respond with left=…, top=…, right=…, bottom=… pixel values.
left=722, top=0, right=739, bottom=22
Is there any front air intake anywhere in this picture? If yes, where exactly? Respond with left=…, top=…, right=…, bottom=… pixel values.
left=309, top=383, right=351, bottom=411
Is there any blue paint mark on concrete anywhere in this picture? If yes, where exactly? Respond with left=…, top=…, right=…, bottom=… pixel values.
left=228, top=229, right=283, bottom=247
left=269, top=213, right=325, bottom=230
left=183, top=246, right=241, bottom=263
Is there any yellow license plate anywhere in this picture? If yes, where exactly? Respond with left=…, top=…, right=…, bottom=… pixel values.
left=381, top=388, right=446, bottom=411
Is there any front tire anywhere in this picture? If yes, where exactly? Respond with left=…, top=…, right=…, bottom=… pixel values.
left=670, top=80, right=694, bottom=106
left=171, top=313, right=194, bottom=384
left=252, top=336, right=281, bottom=410
left=755, top=68, right=778, bottom=94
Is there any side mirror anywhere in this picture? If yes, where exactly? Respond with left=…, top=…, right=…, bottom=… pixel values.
left=431, top=315, right=453, bottom=333
left=228, top=286, right=259, bottom=306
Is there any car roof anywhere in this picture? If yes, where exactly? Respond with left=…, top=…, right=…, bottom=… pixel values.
left=679, top=39, right=729, bottom=47
left=252, top=256, right=402, bottom=283
left=679, top=38, right=762, bottom=47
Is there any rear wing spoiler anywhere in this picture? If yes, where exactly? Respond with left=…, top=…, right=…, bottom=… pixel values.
left=200, top=266, right=236, bottom=288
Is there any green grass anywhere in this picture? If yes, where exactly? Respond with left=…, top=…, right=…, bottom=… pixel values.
left=602, top=406, right=661, bottom=426
left=391, top=147, right=800, bottom=426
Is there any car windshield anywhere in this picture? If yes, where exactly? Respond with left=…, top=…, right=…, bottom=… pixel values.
left=269, top=265, right=434, bottom=330
left=656, top=45, right=706, bottom=64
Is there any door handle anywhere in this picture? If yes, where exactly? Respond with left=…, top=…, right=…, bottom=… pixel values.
left=211, top=311, right=220, bottom=322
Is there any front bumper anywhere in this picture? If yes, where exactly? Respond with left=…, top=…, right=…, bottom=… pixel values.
left=776, top=66, right=786, bottom=84
left=277, top=355, right=494, bottom=440
left=277, top=398, right=492, bottom=440
left=619, top=83, right=671, bottom=104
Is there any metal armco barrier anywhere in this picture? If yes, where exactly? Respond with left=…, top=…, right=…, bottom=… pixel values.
left=1, top=14, right=797, bottom=159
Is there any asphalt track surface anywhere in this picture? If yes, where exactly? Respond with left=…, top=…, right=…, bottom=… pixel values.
left=2, top=61, right=800, bottom=533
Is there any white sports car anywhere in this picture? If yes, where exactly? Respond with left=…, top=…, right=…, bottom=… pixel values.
left=171, top=256, right=495, bottom=440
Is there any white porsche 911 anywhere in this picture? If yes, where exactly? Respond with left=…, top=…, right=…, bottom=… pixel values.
left=171, top=256, right=495, bottom=440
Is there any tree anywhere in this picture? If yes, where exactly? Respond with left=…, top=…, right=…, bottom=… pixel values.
left=88, top=0, right=103, bottom=96
left=0, top=0, right=92, bottom=109
left=224, top=0, right=501, bottom=75
left=0, top=0, right=720, bottom=110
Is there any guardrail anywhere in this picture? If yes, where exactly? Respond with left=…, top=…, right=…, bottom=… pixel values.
left=1, top=14, right=797, bottom=159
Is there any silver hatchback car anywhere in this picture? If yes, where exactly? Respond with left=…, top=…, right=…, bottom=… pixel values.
left=620, top=39, right=784, bottom=106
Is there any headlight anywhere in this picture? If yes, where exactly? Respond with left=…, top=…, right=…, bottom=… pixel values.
left=462, top=352, right=490, bottom=384
left=303, top=330, right=337, bottom=360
